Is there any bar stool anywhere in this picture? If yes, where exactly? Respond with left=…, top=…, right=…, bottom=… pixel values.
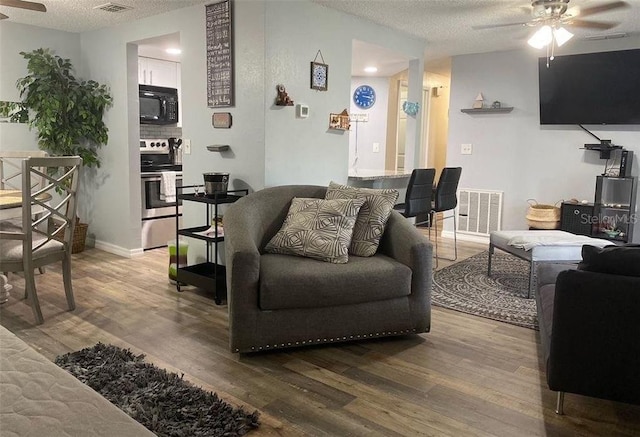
left=393, top=168, right=436, bottom=226
left=429, top=167, right=462, bottom=267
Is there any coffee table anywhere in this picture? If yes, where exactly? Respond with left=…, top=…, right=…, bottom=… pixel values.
left=488, top=230, right=613, bottom=298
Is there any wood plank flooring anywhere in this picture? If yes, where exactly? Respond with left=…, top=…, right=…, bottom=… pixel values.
left=1, top=235, right=639, bottom=436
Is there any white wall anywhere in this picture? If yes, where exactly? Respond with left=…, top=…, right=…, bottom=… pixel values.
left=1, top=1, right=425, bottom=254
left=0, top=22, right=81, bottom=150
left=349, top=76, right=390, bottom=171
left=76, top=2, right=267, bottom=254
left=263, top=0, right=425, bottom=187
left=447, top=36, right=640, bottom=242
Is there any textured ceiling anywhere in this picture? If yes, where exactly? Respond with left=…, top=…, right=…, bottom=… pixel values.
left=2, top=0, right=639, bottom=75
left=314, top=0, right=640, bottom=62
left=0, top=0, right=210, bottom=33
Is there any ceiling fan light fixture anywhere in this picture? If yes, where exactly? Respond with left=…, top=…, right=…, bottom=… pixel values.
left=553, top=26, right=574, bottom=46
left=528, top=25, right=553, bottom=49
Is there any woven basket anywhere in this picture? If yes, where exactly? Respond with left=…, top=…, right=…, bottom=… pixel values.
left=526, top=199, right=560, bottom=230
left=53, top=217, right=88, bottom=254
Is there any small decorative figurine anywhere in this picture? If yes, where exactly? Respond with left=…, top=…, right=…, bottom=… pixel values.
left=472, top=92, right=484, bottom=109
left=492, top=100, right=501, bottom=109
left=402, top=101, right=420, bottom=116
left=275, top=84, right=294, bottom=106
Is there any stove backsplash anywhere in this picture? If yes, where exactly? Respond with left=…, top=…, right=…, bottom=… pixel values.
left=140, top=124, right=182, bottom=139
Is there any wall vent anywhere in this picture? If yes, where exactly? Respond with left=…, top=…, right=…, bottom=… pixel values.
left=457, top=189, right=503, bottom=236
left=94, top=3, right=133, bottom=13
left=583, top=32, right=627, bottom=41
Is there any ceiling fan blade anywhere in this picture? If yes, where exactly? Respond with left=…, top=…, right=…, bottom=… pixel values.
left=575, top=1, right=629, bottom=18
left=472, top=21, right=529, bottom=30
left=566, top=19, right=618, bottom=30
left=0, top=0, right=46, bottom=13
left=0, top=12, right=7, bottom=19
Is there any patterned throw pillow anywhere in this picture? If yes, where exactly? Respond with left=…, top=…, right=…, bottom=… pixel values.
left=325, top=181, right=399, bottom=257
left=264, top=197, right=365, bottom=264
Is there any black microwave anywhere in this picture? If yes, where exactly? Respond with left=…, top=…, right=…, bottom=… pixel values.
left=139, top=84, right=179, bottom=125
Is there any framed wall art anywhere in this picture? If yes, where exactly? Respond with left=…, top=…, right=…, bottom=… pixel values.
left=310, top=50, right=328, bottom=91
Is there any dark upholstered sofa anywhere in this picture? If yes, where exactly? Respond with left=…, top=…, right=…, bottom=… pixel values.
left=535, top=247, right=640, bottom=414
left=223, top=185, right=433, bottom=353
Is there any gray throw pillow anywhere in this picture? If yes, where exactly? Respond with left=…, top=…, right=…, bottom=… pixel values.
left=325, top=181, right=399, bottom=257
left=264, top=197, right=365, bottom=264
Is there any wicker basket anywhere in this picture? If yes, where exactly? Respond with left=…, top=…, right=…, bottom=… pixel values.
left=526, top=199, right=561, bottom=230
left=53, top=217, right=88, bottom=254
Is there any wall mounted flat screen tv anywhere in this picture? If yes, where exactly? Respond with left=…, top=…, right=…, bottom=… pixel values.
left=538, top=48, right=640, bottom=125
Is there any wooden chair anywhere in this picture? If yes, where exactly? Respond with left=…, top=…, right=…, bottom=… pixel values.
left=0, top=150, right=48, bottom=191
left=0, top=151, right=49, bottom=274
left=0, top=156, right=82, bottom=324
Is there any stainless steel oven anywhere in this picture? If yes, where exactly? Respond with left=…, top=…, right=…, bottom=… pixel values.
left=141, top=172, right=183, bottom=250
left=140, top=138, right=183, bottom=250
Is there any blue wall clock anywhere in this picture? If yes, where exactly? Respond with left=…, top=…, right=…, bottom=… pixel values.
left=353, top=85, right=376, bottom=109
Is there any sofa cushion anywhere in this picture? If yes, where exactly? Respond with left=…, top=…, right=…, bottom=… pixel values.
left=325, top=182, right=399, bottom=257
left=264, top=197, right=365, bottom=264
left=578, top=244, right=640, bottom=277
left=259, top=253, right=412, bottom=310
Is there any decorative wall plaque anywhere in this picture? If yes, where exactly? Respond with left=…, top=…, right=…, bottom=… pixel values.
left=212, top=112, right=232, bottom=128
left=206, top=0, right=234, bottom=108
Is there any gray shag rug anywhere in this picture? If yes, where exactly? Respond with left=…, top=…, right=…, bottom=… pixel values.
left=432, top=251, right=538, bottom=330
left=55, top=343, right=260, bottom=437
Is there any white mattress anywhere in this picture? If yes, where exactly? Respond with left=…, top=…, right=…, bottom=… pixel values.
left=0, top=325, right=155, bottom=437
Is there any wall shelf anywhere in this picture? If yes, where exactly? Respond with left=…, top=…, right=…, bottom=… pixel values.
left=207, top=145, right=230, bottom=152
left=461, top=107, right=514, bottom=114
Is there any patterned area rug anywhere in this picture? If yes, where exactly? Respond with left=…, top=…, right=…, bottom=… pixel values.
left=56, top=343, right=259, bottom=437
left=432, top=251, right=538, bottom=329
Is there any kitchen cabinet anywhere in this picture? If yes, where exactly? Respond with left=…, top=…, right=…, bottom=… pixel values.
left=138, top=57, right=178, bottom=88
left=174, top=187, right=247, bottom=304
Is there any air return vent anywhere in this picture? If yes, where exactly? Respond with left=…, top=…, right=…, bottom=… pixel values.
left=457, top=189, right=503, bottom=236
left=94, top=3, right=133, bottom=13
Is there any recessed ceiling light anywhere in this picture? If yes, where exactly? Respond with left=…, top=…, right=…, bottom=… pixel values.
left=166, top=48, right=182, bottom=55
left=364, top=66, right=378, bottom=73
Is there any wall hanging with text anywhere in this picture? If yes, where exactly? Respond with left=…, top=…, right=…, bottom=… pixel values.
left=206, top=0, right=234, bottom=107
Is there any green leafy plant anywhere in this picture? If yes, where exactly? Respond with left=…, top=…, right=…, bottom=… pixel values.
left=16, top=48, right=113, bottom=168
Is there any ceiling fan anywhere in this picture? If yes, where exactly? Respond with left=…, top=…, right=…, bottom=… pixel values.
left=473, top=0, right=630, bottom=31
left=0, top=0, right=47, bottom=20
left=474, top=0, right=630, bottom=64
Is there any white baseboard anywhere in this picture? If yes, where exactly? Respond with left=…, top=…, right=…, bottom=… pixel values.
left=442, top=230, right=489, bottom=245
left=93, top=239, right=145, bottom=258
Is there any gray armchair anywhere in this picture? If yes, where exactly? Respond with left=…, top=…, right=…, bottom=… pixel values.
left=223, top=185, right=433, bottom=353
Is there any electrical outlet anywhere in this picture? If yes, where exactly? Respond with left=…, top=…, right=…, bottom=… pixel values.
left=461, top=143, right=472, bottom=155
left=373, top=142, right=380, bottom=153
left=183, top=139, right=191, bottom=155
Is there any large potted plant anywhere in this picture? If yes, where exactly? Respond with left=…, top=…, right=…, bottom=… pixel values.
left=16, top=48, right=113, bottom=253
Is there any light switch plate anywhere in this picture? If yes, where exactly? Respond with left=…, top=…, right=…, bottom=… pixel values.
left=461, top=143, right=472, bottom=155
left=297, top=104, right=309, bottom=118
left=183, top=139, right=191, bottom=155
left=373, top=142, right=380, bottom=153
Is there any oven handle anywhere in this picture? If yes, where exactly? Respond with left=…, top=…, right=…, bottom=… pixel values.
left=141, top=173, right=183, bottom=180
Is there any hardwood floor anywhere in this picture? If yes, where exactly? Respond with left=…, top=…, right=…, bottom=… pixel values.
left=2, top=236, right=639, bottom=436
